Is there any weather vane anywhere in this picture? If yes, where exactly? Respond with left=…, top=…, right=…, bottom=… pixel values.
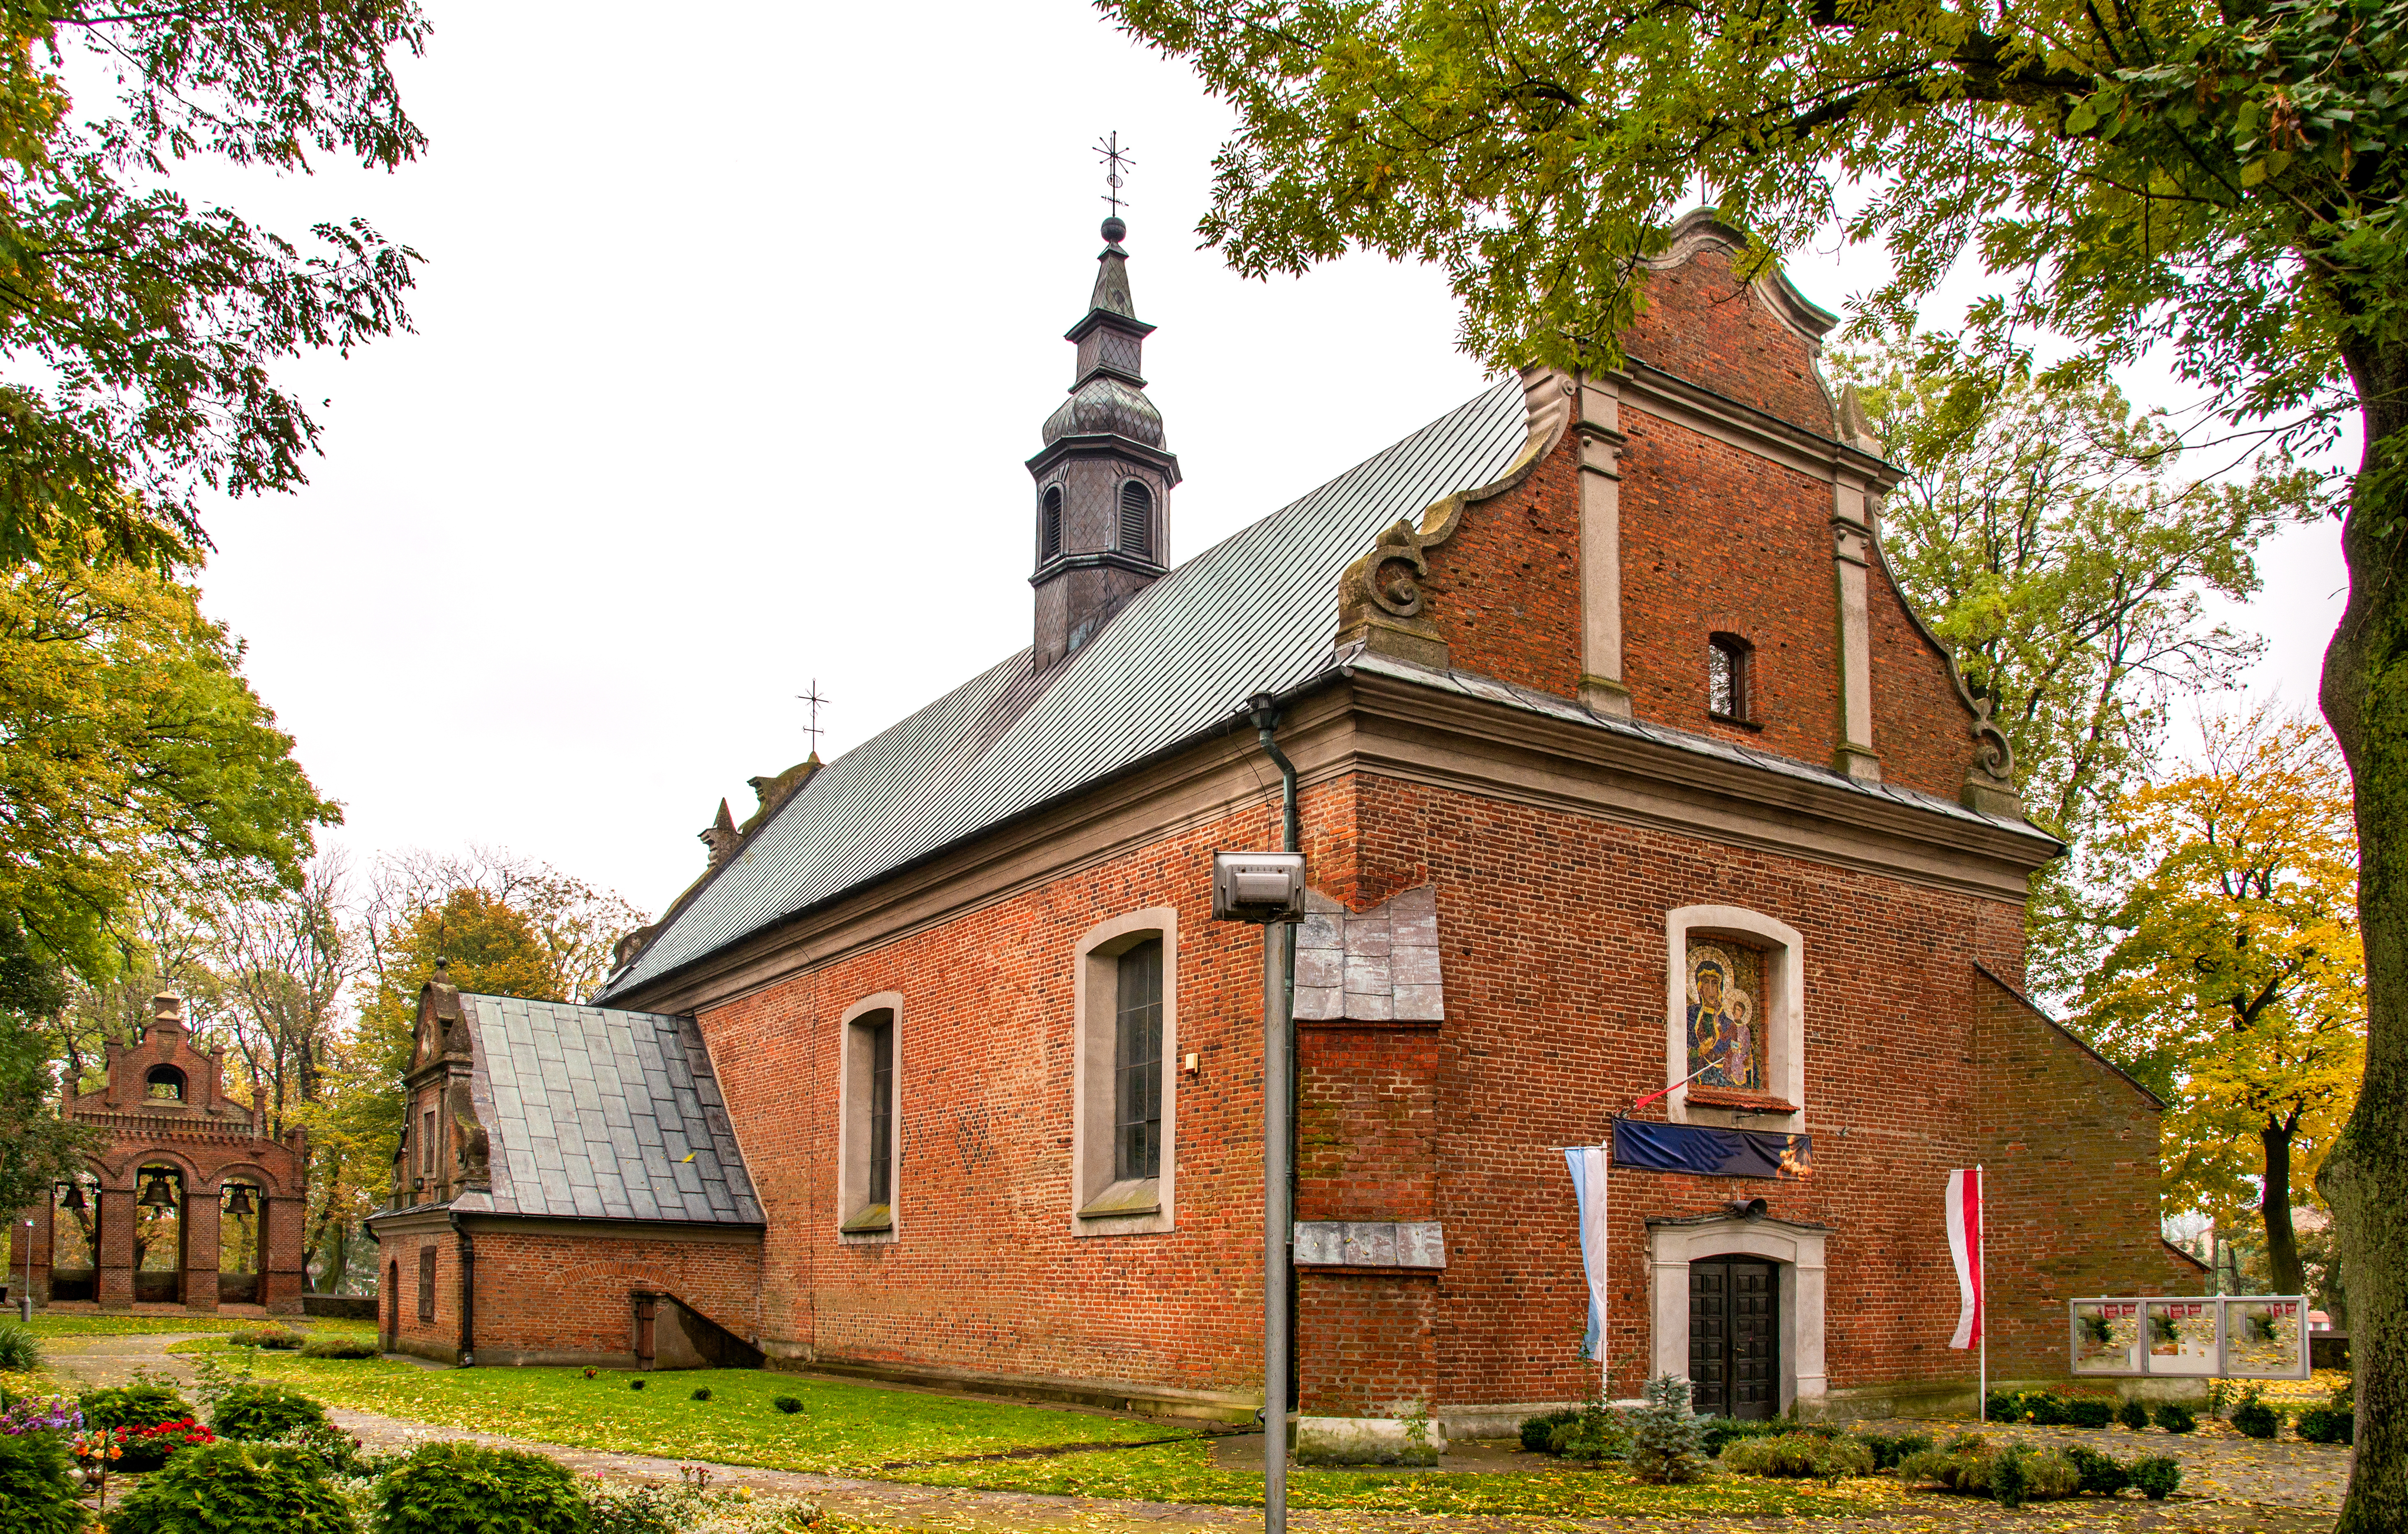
left=1096, top=131, right=1134, bottom=217
left=797, top=680, right=828, bottom=756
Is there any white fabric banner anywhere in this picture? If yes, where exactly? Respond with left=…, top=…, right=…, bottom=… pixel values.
left=1945, top=1167, right=1985, bottom=1349
left=1564, top=1145, right=1610, bottom=1362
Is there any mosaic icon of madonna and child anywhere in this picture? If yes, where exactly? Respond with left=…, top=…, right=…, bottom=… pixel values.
left=1686, top=940, right=1765, bottom=1090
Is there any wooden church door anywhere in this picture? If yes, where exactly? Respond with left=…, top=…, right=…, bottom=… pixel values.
left=1689, top=1257, right=1780, bottom=1418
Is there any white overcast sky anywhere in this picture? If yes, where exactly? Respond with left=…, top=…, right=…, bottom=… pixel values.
left=171, top=1, right=2350, bottom=922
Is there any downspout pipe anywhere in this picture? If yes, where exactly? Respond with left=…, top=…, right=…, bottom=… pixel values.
left=1246, top=693, right=1298, bottom=1531
left=1247, top=694, right=1299, bottom=854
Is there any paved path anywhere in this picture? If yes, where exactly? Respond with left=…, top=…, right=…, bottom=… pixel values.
left=37, top=1334, right=2347, bottom=1532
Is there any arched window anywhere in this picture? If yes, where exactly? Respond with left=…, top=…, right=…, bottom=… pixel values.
left=145, top=1065, right=186, bottom=1101
left=1118, top=480, right=1153, bottom=559
left=1708, top=633, right=1753, bottom=722
left=1040, top=486, right=1064, bottom=562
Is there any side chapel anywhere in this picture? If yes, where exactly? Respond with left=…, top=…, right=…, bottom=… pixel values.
left=370, top=210, right=2200, bottom=1427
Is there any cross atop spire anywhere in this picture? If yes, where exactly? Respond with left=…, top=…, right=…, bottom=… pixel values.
left=796, top=679, right=828, bottom=755
left=1096, top=131, right=1133, bottom=217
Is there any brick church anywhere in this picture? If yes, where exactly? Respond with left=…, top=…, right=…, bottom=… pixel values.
left=370, top=210, right=2198, bottom=1427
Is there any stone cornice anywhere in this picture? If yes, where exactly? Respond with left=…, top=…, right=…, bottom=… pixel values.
left=610, top=670, right=2051, bottom=1020
left=1611, top=360, right=1904, bottom=493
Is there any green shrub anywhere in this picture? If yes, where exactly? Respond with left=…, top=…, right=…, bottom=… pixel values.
left=1518, top=1408, right=1579, bottom=1453
left=689, top=1387, right=712, bottom=1402
left=376, top=1442, right=587, bottom=1534
left=0, top=1321, right=42, bottom=1372
left=1895, top=1437, right=1995, bottom=1495
left=2231, top=1393, right=2282, bottom=1440
left=1625, top=1374, right=1707, bottom=1484
left=2116, top=1395, right=2151, bottom=1430
left=1545, top=1407, right=1628, bottom=1462
left=82, top=1382, right=194, bottom=1431
left=772, top=1395, right=805, bottom=1416
left=2152, top=1400, right=2198, bottom=1434
left=105, top=1442, right=355, bottom=1534
left=298, top=1335, right=379, bottom=1361
left=2297, top=1402, right=2356, bottom=1445
left=0, top=1427, right=87, bottom=1534
left=2131, top=1454, right=2182, bottom=1500
left=2062, top=1397, right=2116, bottom=1428
left=226, top=1324, right=305, bottom=1351
left=212, top=1382, right=327, bottom=1441
left=1992, top=1446, right=2030, bottom=1509
left=2063, top=1444, right=2130, bottom=1495
left=2014, top=1446, right=2082, bottom=1501
left=1719, top=1432, right=1876, bottom=1480
left=1848, top=1430, right=1931, bottom=1469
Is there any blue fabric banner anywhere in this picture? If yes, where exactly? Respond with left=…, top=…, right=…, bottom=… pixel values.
left=1611, top=1117, right=1812, bottom=1181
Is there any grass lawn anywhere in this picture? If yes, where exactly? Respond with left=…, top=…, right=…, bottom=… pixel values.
left=166, top=1342, right=1890, bottom=1516
left=14, top=1315, right=364, bottom=1338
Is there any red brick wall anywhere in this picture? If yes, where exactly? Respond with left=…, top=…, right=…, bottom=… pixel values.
left=1415, top=424, right=1583, bottom=701
left=678, top=750, right=2143, bottom=1417
left=379, top=1226, right=761, bottom=1364
left=700, top=795, right=1294, bottom=1404
left=1971, top=968, right=2179, bottom=1381
left=1865, top=551, right=1988, bottom=803
left=1613, top=414, right=1844, bottom=763
left=1622, top=247, right=1834, bottom=434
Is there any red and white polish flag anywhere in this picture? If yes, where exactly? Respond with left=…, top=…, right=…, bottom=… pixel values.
left=1946, top=1167, right=1984, bottom=1349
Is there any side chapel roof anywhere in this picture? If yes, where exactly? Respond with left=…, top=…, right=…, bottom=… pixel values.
left=604, top=367, right=2046, bottom=1004
left=450, top=993, right=762, bottom=1226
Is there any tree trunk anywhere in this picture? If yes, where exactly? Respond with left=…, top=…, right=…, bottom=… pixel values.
left=2316, top=333, right=2408, bottom=1534
left=2261, top=1121, right=2305, bottom=1295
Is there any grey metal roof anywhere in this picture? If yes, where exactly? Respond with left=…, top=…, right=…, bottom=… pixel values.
left=603, top=379, right=1531, bottom=997
left=455, top=993, right=763, bottom=1225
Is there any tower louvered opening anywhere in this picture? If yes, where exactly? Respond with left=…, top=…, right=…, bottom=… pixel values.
left=1119, top=480, right=1153, bottom=559
left=1041, top=485, right=1063, bottom=561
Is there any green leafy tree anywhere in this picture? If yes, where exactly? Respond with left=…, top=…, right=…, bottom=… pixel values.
left=0, top=550, right=338, bottom=980
left=0, top=0, right=428, bottom=571
left=1839, top=340, right=2322, bottom=994
left=1109, top=4, right=2408, bottom=1518
left=0, top=915, right=97, bottom=1223
left=2078, top=709, right=2363, bottom=1294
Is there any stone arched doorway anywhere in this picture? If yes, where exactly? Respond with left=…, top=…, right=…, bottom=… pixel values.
left=1647, top=1211, right=1829, bottom=1416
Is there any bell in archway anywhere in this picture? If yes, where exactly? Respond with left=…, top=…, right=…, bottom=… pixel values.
left=60, top=1182, right=87, bottom=1213
left=137, top=1169, right=178, bottom=1210
left=222, top=1183, right=255, bottom=1217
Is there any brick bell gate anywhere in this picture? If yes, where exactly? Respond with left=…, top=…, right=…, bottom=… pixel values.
left=12, top=995, right=309, bottom=1314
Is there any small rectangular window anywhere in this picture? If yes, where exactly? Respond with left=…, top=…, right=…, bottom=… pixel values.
left=416, top=1247, right=435, bottom=1323
left=1113, top=940, right=1164, bottom=1181
left=1708, top=635, right=1752, bottom=721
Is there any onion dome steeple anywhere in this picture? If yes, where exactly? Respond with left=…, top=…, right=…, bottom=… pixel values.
left=1027, top=216, right=1182, bottom=673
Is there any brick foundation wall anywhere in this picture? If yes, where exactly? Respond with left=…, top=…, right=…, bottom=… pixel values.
left=376, top=1223, right=762, bottom=1366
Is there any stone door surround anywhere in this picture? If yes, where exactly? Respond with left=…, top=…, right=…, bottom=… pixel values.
left=1646, top=1211, right=1828, bottom=1413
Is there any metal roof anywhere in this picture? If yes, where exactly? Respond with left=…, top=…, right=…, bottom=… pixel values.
left=601, top=374, right=2047, bottom=1003
left=453, top=993, right=763, bottom=1225
left=602, top=379, right=1531, bottom=998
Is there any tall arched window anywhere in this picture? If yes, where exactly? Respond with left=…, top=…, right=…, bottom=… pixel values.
left=1118, top=480, right=1153, bottom=559
left=1040, top=485, right=1064, bottom=562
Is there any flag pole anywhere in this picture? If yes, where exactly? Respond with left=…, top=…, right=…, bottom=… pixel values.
left=1977, top=1163, right=1987, bottom=1422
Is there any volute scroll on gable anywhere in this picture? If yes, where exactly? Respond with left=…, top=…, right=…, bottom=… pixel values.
left=1333, top=365, right=1576, bottom=670
left=411, top=961, right=471, bottom=1074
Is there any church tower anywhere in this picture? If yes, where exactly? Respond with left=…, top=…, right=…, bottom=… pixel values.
left=1027, top=215, right=1180, bottom=672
